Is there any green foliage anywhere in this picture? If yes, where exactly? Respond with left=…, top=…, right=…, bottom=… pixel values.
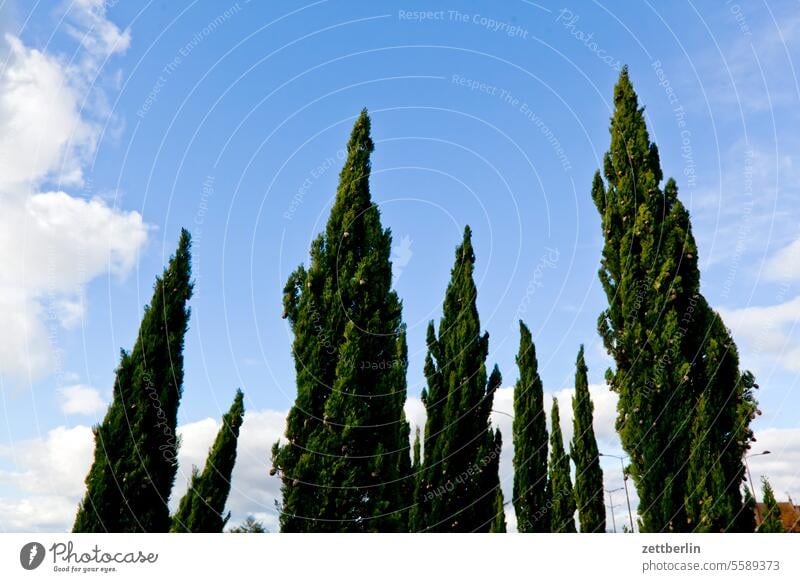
left=549, top=398, right=576, bottom=533
left=408, top=428, right=422, bottom=532
left=228, top=516, right=267, bottom=533
left=512, top=321, right=550, bottom=532
left=592, top=68, right=756, bottom=532
left=271, top=110, right=410, bottom=532
left=736, top=486, right=757, bottom=533
left=171, top=389, right=245, bottom=532
left=570, top=346, right=605, bottom=533
left=758, top=478, right=785, bottom=533
left=73, top=229, right=193, bottom=532
left=417, top=227, right=502, bottom=532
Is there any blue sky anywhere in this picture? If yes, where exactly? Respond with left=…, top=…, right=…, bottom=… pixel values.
left=0, top=0, right=798, bottom=532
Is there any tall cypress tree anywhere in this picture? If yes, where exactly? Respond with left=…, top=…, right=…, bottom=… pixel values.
left=738, top=485, right=757, bottom=533
left=171, top=389, right=245, bottom=532
left=758, top=477, right=785, bottom=533
left=592, top=68, right=756, bottom=531
left=686, top=314, right=758, bottom=532
left=548, top=397, right=576, bottom=532
left=570, top=346, right=605, bottom=533
left=271, top=110, right=410, bottom=532
left=487, top=428, right=506, bottom=533
left=418, top=226, right=502, bottom=532
left=512, top=321, right=550, bottom=532
left=408, top=428, right=422, bottom=532
left=74, top=229, right=193, bottom=532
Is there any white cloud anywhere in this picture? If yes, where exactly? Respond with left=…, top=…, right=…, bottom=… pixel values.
left=65, top=0, right=131, bottom=63
left=1, top=403, right=796, bottom=533
left=59, top=384, right=106, bottom=415
left=720, top=296, right=800, bottom=373
left=0, top=6, right=147, bottom=380
left=491, top=385, right=628, bottom=531
left=765, top=238, right=800, bottom=281
left=745, top=427, right=800, bottom=504
left=0, top=425, right=94, bottom=531
left=173, top=408, right=287, bottom=532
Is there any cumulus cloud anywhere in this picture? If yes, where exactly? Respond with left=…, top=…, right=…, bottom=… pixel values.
left=0, top=403, right=797, bottom=532
left=765, top=239, right=800, bottom=281
left=65, top=0, right=131, bottom=63
left=0, top=4, right=147, bottom=380
left=720, top=296, right=800, bottom=374
left=59, top=384, right=106, bottom=415
left=173, top=408, right=287, bottom=532
left=0, top=425, right=94, bottom=531
left=746, top=427, right=800, bottom=503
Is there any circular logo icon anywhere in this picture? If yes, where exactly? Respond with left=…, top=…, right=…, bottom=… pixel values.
left=20, top=542, right=46, bottom=570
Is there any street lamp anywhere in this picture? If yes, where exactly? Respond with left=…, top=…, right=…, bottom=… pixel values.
left=600, top=452, right=635, bottom=532
left=606, top=488, right=623, bottom=533
left=744, top=451, right=772, bottom=523
left=491, top=409, right=514, bottom=420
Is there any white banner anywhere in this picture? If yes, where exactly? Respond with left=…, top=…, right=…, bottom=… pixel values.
left=1, top=534, right=798, bottom=581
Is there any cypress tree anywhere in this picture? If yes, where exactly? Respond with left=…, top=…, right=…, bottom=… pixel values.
left=228, top=516, right=267, bottom=533
left=271, top=110, right=410, bottom=532
left=418, top=226, right=502, bottom=532
left=408, top=428, right=422, bottom=532
left=548, top=397, right=576, bottom=532
left=73, top=229, right=193, bottom=532
left=171, top=389, right=245, bottom=532
left=487, top=428, right=506, bottom=533
left=512, top=321, right=550, bottom=532
left=686, top=314, right=758, bottom=532
left=570, top=346, right=605, bottom=533
left=758, top=477, right=785, bottom=533
left=592, top=68, right=756, bottom=531
left=737, top=486, right=757, bottom=533
left=490, top=491, right=507, bottom=533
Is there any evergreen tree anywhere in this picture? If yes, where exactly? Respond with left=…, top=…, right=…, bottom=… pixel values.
left=487, top=428, right=506, bottom=533
left=271, top=110, right=410, bottom=532
left=758, top=478, right=785, bottom=533
left=549, top=398, right=576, bottom=532
left=736, top=486, right=757, bottom=533
left=686, top=315, right=758, bottom=532
left=171, top=389, right=245, bottom=532
left=512, top=321, right=550, bottom=532
left=228, top=516, right=267, bottom=533
left=73, top=230, right=193, bottom=532
left=570, top=346, right=605, bottom=533
left=490, top=489, right=507, bottom=533
left=408, top=428, right=422, bottom=532
left=417, top=226, right=502, bottom=532
left=592, top=68, right=756, bottom=531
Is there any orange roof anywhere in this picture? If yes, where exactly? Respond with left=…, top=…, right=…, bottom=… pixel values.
left=755, top=502, right=800, bottom=532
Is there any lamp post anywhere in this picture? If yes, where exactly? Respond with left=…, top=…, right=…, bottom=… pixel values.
left=601, top=452, right=635, bottom=532
left=745, top=451, right=772, bottom=524
left=606, top=488, right=623, bottom=533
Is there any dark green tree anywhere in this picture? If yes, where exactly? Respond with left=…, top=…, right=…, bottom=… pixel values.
left=736, top=486, right=757, bottom=533
left=228, top=516, right=267, bottom=533
left=490, top=490, right=507, bottom=533
left=408, top=427, right=422, bottom=532
left=271, top=110, right=410, bottom=532
left=570, top=346, right=605, bottom=533
left=549, top=398, right=576, bottom=533
left=758, top=478, right=785, bottom=533
left=592, top=68, right=756, bottom=531
left=73, top=229, right=193, bottom=532
left=171, top=389, right=245, bottom=532
left=487, top=428, right=506, bottom=533
left=417, top=226, right=502, bottom=532
left=686, top=315, right=758, bottom=532
left=512, top=321, right=550, bottom=532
